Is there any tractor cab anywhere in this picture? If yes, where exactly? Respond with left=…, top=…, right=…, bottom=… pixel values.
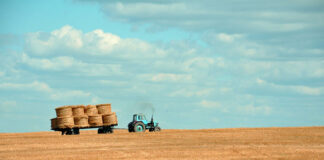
left=128, top=113, right=161, bottom=132
left=133, top=114, right=148, bottom=124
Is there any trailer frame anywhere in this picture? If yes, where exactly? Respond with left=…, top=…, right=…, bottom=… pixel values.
left=52, top=124, right=118, bottom=135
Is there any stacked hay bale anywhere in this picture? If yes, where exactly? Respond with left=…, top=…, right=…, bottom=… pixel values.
left=51, top=103, right=117, bottom=130
left=97, top=104, right=118, bottom=126
left=85, top=105, right=102, bottom=126
left=72, top=105, right=88, bottom=128
left=51, top=105, right=88, bottom=129
left=102, top=112, right=118, bottom=126
left=54, top=106, right=74, bottom=129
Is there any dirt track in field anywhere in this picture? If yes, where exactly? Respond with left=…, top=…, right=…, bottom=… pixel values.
left=0, top=127, right=323, bottom=160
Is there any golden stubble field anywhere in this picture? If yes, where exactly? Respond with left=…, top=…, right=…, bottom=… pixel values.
left=0, top=127, right=323, bottom=160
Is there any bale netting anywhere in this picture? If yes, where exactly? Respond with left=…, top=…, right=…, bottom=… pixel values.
left=55, top=106, right=73, bottom=117
left=51, top=118, right=57, bottom=129
left=72, top=105, right=85, bottom=116
left=74, top=115, right=88, bottom=128
left=96, top=104, right=111, bottom=114
left=56, top=117, right=74, bottom=128
left=102, top=112, right=118, bottom=126
left=88, top=115, right=103, bottom=126
left=85, top=105, right=98, bottom=116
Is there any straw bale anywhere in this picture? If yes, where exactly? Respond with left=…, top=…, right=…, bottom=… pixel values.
left=51, top=118, right=57, bottom=129
left=102, top=112, right=118, bottom=126
left=96, top=104, right=111, bottom=114
left=85, top=105, right=98, bottom=116
left=72, top=105, right=85, bottom=116
left=55, top=106, right=73, bottom=117
left=88, top=115, right=103, bottom=126
left=56, top=117, right=74, bottom=128
left=74, top=115, right=88, bottom=128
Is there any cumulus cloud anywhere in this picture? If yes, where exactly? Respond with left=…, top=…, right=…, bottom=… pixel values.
left=169, top=88, right=213, bottom=97
left=0, top=81, right=52, bottom=93
left=238, top=104, right=272, bottom=115
left=200, top=100, right=221, bottom=109
left=88, top=0, right=324, bottom=33
left=0, top=81, right=92, bottom=100
left=139, top=73, right=193, bottom=83
left=21, top=53, right=123, bottom=76
left=2, top=23, right=323, bottom=129
left=216, top=33, right=243, bottom=43
left=0, top=71, right=5, bottom=77
left=25, top=25, right=166, bottom=59
left=254, top=78, right=323, bottom=96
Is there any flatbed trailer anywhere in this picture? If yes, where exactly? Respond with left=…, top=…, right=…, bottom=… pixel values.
left=52, top=124, right=118, bottom=135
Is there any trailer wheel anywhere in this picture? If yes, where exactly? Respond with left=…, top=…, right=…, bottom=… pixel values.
left=98, top=128, right=104, bottom=134
left=66, top=129, right=73, bottom=135
left=73, top=128, right=80, bottom=135
left=109, top=128, right=114, bottom=134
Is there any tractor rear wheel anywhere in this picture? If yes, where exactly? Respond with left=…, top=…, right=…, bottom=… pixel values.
left=128, top=123, right=134, bottom=132
left=134, top=122, right=145, bottom=132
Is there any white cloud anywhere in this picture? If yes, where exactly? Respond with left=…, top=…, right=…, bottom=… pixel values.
left=169, top=88, right=213, bottom=97
left=238, top=104, right=272, bottom=115
left=25, top=25, right=165, bottom=59
left=94, top=1, right=324, bottom=33
left=293, top=86, right=321, bottom=96
left=25, top=26, right=83, bottom=55
left=0, top=81, right=52, bottom=93
left=183, top=57, right=216, bottom=71
left=217, top=33, right=243, bottom=43
left=0, top=71, right=5, bottom=77
left=142, top=73, right=193, bottom=83
left=0, top=100, right=17, bottom=113
left=200, top=100, right=221, bottom=109
left=255, top=78, right=323, bottom=96
left=98, top=80, right=129, bottom=87
left=21, top=53, right=123, bottom=76
left=0, top=81, right=92, bottom=100
left=251, top=21, right=308, bottom=32
left=50, top=90, right=91, bottom=100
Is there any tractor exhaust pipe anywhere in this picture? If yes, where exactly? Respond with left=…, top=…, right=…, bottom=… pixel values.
left=151, top=114, right=153, bottom=123
left=151, top=114, right=154, bottom=127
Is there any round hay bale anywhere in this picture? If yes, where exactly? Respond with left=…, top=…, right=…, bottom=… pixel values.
left=51, top=118, right=57, bottom=129
left=56, top=117, right=74, bottom=128
left=102, top=112, right=118, bottom=126
left=96, top=104, right=111, bottom=114
left=74, top=115, right=88, bottom=128
left=88, top=115, right=103, bottom=126
left=55, top=106, right=73, bottom=117
left=85, top=105, right=98, bottom=116
left=72, top=105, right=85, bottom=116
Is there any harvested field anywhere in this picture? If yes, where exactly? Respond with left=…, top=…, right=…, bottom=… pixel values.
left=0, top=127, right=323, bottom=160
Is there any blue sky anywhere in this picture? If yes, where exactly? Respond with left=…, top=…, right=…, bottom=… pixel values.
left=0, top=0, right=323, bottom=132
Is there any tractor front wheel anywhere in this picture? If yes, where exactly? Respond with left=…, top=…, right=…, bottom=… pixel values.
left=154, top=126, right=161, bottom=132
left=134, top=122, right=145, bottom=132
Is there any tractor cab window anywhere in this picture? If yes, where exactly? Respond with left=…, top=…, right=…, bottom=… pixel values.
left=138, top=115, right=142, bottom=120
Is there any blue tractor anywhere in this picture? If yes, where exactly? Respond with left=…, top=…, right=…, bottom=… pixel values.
left=128, top=113, right=161, bottom=132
